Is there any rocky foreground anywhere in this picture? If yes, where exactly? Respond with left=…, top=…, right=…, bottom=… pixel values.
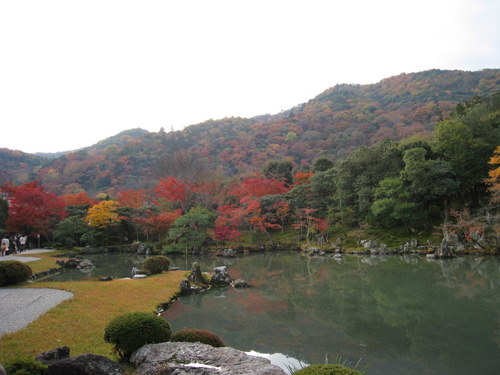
left=36, top=342, right=286, bottom=375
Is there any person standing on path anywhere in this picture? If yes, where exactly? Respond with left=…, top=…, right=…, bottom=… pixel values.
left=19, top=234, right=27, bottom=252
left=1, top=236, right=9, bottom=256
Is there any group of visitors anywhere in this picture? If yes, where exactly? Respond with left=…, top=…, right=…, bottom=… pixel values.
left=0, top=233, right=32, bottom=256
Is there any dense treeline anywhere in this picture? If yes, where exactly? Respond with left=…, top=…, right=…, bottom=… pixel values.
left=1, top=93, right=499, bottom=252
left=0, top=69, right=498, bottom=196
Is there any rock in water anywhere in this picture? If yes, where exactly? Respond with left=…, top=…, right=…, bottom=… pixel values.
left=210, top=266, right=232, bottom=286
left=130, top=342, right=286, bottom=375
left=188, top=262, right=204, bottom=284
left=232, top=279, right=251, bottom=288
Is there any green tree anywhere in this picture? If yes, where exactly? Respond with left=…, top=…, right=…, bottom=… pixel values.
left=166, top=206, right=215, bottom=254
left=433, top=94, right=500, bottom=206
left=262, top=159, right=293, bottom=186
left=401, top=147, right=458, bottom=213
left=370, top=177, right=426, bottom=229
left=53, top=216, right=91, bottom=248
left=312, top=156, right=334, bottom=172
left=334, top=139, right=403, bottom=223
left=433, top=119, right=485, bottom=196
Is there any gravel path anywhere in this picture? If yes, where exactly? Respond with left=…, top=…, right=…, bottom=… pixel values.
left=0, top=288, right=73, bottom=337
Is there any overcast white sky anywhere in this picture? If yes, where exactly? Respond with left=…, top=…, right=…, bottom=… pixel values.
left=0, top=0, right=498, bottom=154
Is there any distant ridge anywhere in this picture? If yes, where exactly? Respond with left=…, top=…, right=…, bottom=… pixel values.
left=0, top=68, right=498, bottom=194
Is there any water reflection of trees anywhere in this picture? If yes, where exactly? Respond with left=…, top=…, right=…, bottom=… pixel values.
left=165, top=253, right=500, bottom=375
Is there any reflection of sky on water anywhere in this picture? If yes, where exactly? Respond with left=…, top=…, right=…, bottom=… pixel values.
left=247, top=350, right=309, bottom=374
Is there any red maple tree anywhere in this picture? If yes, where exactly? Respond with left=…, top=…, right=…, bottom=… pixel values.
left=3, top=181, right=67, bottom=237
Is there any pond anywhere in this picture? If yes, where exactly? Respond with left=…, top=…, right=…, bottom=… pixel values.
left=43, top=253, right=147, bottom=281
left=163, top=252, right=500, bottom=375
left=44, top=251, right=500, bottom=374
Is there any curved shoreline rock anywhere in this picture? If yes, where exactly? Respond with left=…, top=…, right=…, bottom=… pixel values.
left=130, top=342, right=286, bottom=375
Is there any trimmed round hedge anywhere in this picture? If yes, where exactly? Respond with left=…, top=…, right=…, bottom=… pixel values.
left=104, top=312, right=172, bottom=357
left=170, top=328, right=225, bottom=347
left=3, top=357, right=48, bottom=375
left=0, top=260, right=33, bottom=286
left=292, top=364, right=363, bottom=375
left=142, top=255, right=170, bottom=275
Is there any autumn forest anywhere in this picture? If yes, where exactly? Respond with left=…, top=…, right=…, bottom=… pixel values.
left=0, top=69, right=499, bottom=252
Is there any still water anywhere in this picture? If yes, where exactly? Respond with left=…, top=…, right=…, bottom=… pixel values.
left=44, top=253, right=147, bottom=281
left=164, top=252, right=500, bottom=375
left=45, top=251, right=500, bottom=374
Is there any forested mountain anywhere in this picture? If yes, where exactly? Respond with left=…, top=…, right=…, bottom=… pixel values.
left=1, top=69, right=498, bottom=196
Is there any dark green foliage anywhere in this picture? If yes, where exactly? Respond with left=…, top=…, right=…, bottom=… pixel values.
left=0, top=261, right=33, bottom=286
left=263, top=159, right=294, bottom=185
left=292, top=364, right=362, bottom=375
left=3, top=357, right=48, bottom=375
left=103, top=312, right=172, bottom=357
left=170, top=328, right=225, bottom=347
left=53, top=216, right=90, bottom=248
left=312, top=156, right=334, bottom=172
left=142, top=255, right=170, bottom=275
left=166, top=207, right=215, bottom=254
left=334, top=139, right=403, bottom=223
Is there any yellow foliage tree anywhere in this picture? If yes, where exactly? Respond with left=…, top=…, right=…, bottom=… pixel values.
left=85, top=200, right=120, bottom=228
left=487, top=146, right=500, bottom=203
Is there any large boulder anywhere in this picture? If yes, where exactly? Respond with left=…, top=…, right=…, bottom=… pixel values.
left=45, top=354, right=123, bottom=375
left=77, top=259, right=95, bottom=270
left=188, top=262, right=205, bottom=285
left=130, top=342, right=286, bottom=375
left=210, top=266, right=232, bottom=286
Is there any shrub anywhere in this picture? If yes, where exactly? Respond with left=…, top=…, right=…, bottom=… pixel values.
left=0, top=261, right=33, bottom=286
left=103, top=312, right=172, bottom=357
left=170, top=328, right=225, bottom=347
left=142, top=255, right=170, bottom=275
left=3, top=357, right=48, bottom=375
left=292, top=364, right=363, bottom=375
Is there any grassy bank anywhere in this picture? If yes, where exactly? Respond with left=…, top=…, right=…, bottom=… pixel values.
left=0, top=271, right=184, bottom=363
left=17, top=250, right=68, bottom=274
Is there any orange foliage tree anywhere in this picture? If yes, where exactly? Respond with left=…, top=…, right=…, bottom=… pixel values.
left=486, top=146, right=500, bottom=203
left=60, top=191, right=96, bottom=207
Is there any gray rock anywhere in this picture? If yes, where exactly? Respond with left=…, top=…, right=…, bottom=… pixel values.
left=210, top=266, right=232, bottom=286
left=64, top=258, right=81, bottom=268
left=137, top=243, right=147, bottom=254
left=77, top=259, right=95, bottom=269
left=303, top=247, right=320, bottom=256
left=361, top=240, right=378, bottom=249
left=179, top=279, right=205, bottom=295
left=46, top=353, right=123, bottom=375
left=36, top=346, right=70, bottom=365
left=130, top=342, right=286, bottom=375
left=215, top=248, right=237, bottom=257
left=133, top=274, right=148, bottom=279
left=188, top=262, right=205, bottom=284
left=232, top=279, right=251, bottom=288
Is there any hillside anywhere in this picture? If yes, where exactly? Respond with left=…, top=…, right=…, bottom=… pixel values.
left=1, top=68, right=498, bottom=195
